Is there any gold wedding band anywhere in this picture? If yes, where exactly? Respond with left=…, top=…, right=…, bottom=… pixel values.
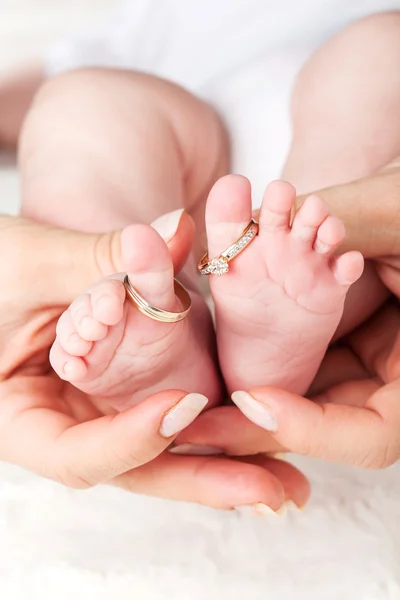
left=198, top=218, right=259, bottom=276
left=124, top=275, right=192, bottom=323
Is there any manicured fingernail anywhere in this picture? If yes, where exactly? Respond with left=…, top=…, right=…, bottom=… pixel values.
left=159, top=393, right=208, bottom=438
left=235, top=503, right=279, bottom=517
left=169, top=443, right=223, bottom=456
left=231, top=391, right=278, bottom=432
left=151, top=209, right=185, bottom=242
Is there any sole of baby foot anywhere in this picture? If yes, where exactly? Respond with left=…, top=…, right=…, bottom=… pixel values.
left=50, top=223, right=221, bottom=410
left=204, top=175, right=364, bottom=395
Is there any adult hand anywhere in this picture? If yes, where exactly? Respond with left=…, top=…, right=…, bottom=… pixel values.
left=0, top=214, right=310, bottom=511
left=175, top=293, right=400, bottom=469
left=173, top=160, right=400, bottom=467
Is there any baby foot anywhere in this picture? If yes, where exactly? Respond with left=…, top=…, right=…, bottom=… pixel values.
left=50, top=224, right=220, bottom=410
left=204, top=175, right=364, bottom=395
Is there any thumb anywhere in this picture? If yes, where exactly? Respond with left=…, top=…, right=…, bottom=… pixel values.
left=36, top=210, right=195, bottom=305
left=92, top=208, right=195, bottom=279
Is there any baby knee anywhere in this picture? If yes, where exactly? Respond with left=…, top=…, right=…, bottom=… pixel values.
left=19, top=69, right=106, bottom=159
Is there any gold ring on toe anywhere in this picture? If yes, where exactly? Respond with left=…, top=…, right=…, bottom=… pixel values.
left=123, top=275, right=192, bottom=323
left=198, top=218, right=259, bottom=276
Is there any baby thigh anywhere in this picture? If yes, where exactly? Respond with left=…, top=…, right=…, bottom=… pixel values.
left=282, top=12, right=400, bottom=335
left=19, top=68, right=228, bottom=233
left=283, top=11, right=400, bottom=192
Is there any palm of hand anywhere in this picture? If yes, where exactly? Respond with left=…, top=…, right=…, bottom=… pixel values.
left=0, top=216, right=120, bottom=483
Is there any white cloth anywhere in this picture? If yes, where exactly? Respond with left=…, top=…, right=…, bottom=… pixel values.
left=46, top=0, right=400, bottom=200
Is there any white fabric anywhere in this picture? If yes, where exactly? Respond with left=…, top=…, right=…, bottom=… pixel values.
left=1, top=1, right=400, bottom=598
left=46, top=0, right=400, bottom=200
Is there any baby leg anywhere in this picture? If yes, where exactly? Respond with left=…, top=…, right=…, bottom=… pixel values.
left=19, top=68, right=228, bottom=408
left=283, top=11, right=400, bottom=335
left=204, top=13, right=400, bottom=396
left=284, top=11, right=400, bottom=191
left=203, top=176, right=362, bottom=395
left=20, top=68, right=227, bottom=238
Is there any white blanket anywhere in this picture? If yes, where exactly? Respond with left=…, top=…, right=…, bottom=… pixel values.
left=1, top=1, right=400, bottom=598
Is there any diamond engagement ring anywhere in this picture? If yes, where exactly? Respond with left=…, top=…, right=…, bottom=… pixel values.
left=124, top=275, right=192, bottom=323
left=198, top=218, right=259, bottom=276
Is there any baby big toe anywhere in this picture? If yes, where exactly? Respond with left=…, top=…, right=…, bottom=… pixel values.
left=205, top=175, right=253, bottom=258
left=122, top=224, right=177, bottom=310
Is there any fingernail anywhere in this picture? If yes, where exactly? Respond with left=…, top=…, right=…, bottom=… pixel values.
left=231, top=391, right=278, bottom=432
left=169, top=443, right=223, bottom=455
left=151, top=209, right=185, bottom=242
left=235, top=503, right=279, bottom=517
left=159, top=393, right=208, bottom=438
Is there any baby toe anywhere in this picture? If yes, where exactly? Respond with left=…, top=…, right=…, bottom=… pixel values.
left=122, top=224, right=176, bottom=310
left=69, top=293, right=108, bottom=342
left=205, top=175, right=253, bottom=258
left=56, top=310, right=93, bottom=357
left=50, top=340, right=88, bottom=382
left=90, top=278, right=125, bottom=326
left=333, top=251, right=364, bottom=286
left=314, top=215, right=346, bottom=255
left=259, top=180, right=296, bottom=234
left=291, top=194, right=331, bottom=246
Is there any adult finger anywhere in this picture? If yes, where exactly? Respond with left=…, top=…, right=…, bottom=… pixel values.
left=308, top=345, right=369, bottom=396
left=231, top=380, right=400, bottom=469
left=8, top=210, right=195, bottom=308
left=113, top=452, right=309, bottom=511
left=239, top=455, right=311, bottom=509
left=78, top=210, right=195, bottom=301
left=54, top=391, right=210, bottom=486
left=310, top=301, right=400, bottom=396
left=0, top=381, right=208, bottom=487
left=376, top=258, right=400, bottom=299
left=151, top=209, right=195, bottom=274
left=171, top=406, right=284, bottom=456
left=346, top=300, right=400, bottom=384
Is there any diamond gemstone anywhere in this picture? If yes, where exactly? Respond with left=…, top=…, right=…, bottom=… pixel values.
left=227, top=229, right=255, bottom=258
left=208, top=257, right=229, bottom=276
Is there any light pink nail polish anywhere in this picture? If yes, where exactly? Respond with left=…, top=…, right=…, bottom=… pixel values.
left=231, top=391, right=278, bottom=432
left=151, top=209, right=185, bottom=242
left=159, top=394, right=208, bottom=438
